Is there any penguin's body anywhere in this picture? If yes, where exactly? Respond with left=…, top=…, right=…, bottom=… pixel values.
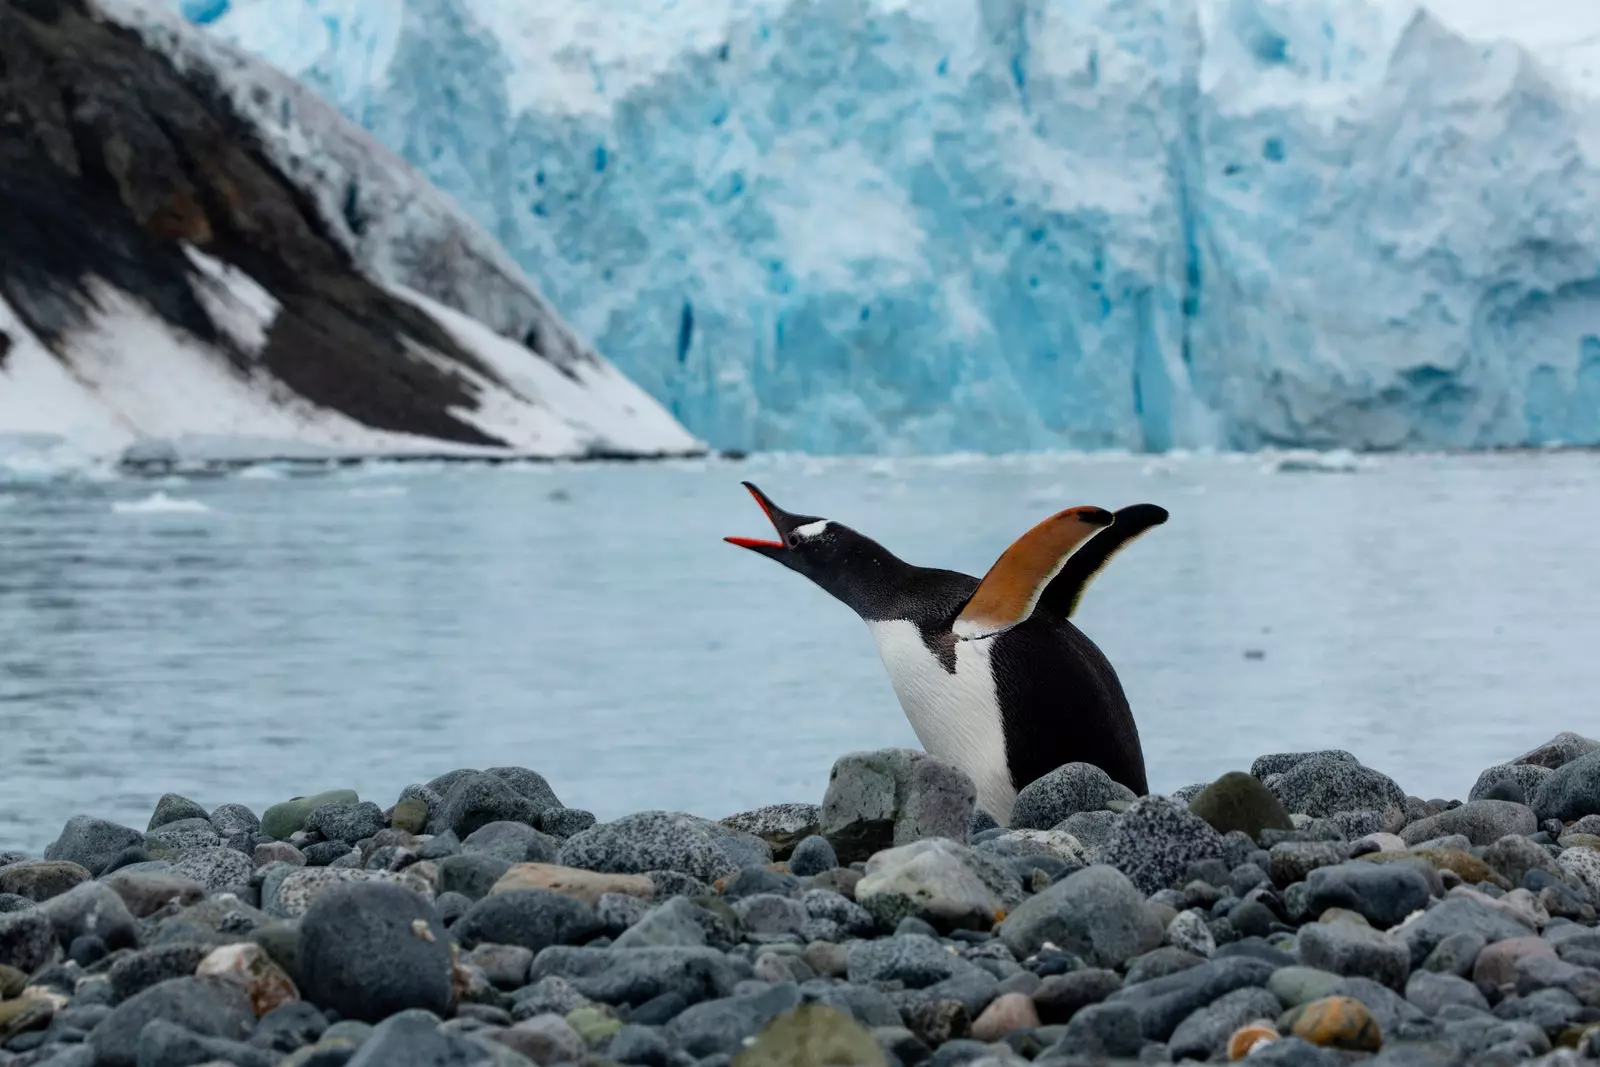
left=726, top=484, right=1164, bottom=823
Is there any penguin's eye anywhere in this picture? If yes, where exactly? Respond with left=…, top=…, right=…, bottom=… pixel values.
left=786, top=532, right=801, bottom=548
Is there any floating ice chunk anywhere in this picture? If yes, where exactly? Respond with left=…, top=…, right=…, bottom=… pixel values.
left=111, top=491, right=213, bottom=514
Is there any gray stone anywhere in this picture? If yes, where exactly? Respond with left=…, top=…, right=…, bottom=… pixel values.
left=854, top=838, right=1021, bottom=932
left=1251, top=750, right=1360, bottom=778
left=787, top=835, right=837, bottom=878
left=1470, top=764, right=1555, bottom=804
left=1297, top=920, right=1411, bottom=989
left=1101, top=796, right=1227, bottom=895
left=1165, top=909, right=1215, bottom=958
left=36, top=881, right=137, bottom=951
left=147, top=794, right=211, bottom=833
left=1269, top=841, right=1346, bottom=888
left=109, top=943, right=215, bottom=1001
left=297, top=880, right=451, bottom=1023
left=1398, top=895, right=1534, bottom=966
left=265, top=866, right=434, bottom=919
left=1514, top=732, right=1600, bottom=770
left=667, top=982, right=803, bottom=1056
left=462, top=822, right=559, bottom=864
left=1053, top=811, right=1121, bottom=859
left=144, top=818, right=223, bottom=856
left=1167, top=986, right=1283, bottom=1061
left=266, top=792, right=363, bottom=845
left=135, top=1019, right=277, bottom=1067
left=489, top=1012, right=584, bottom=1063
left=427, top=773, right=546, bottom=839
left=0, top=910, right=55, bottom=973
left=1332, top=975, right=1439, bottom=1042
left=100, top=869, right=207, bottom=918
left=43, top=816, right=144, bottom=876
left=1031, top=968, right=1122, bottom=1024
left=1305, top=861, right=1433, bottom=928
left=612, top=897, right=710, bottom=949
left=802, top=888, right=875, bottom=939
left=344, top=1012, right=498, bottom=1067
left=1267, top=965, right=1345, bottom=1007
left=1557, top=847, right=1600, bottom=905
left=89, top=976, right=254, bottom=1067
left=559, top=811, right=740, bottom=883
left=1268, top=755, right=1408, bottom=828
left=1126, top=945, right=1206, bottom=985
left=1406, top=969, right=1490, bottom=1015
left=718, top=804, right=822, bottom=860
left=438, top=853, right=515, bottom=900
left=485, top=766, right=563, bottom=814
left=848, top=933, right=971, bottom=987
left=1483, top=834, right=1560, bottom=886
left=1009, top=763, right=1137, bottom=831
left=454, top=888, right=604, bottom=953
left=1106, top=956, right=1276, bottom=1040
left=208, top=804, right=260, bottom=852
left=526, top=945, right=751, bottom=1005
left=1422, top=930, right=1488, bottom=977
left=997, top=864, right=1163, bottom=966
left=702, top=823, right=773, bottom=870
left=1050, top=1001, right=1143, bottom=1058
left=172, top=847, right=253, bottom=892
left=305, top=802, right=388, bottom=845
left=464, top=943, right=534, bottom=989
left=1514, top=953, right=1600, bottom=1006
left=1400, top=801, right=1539, bottom=847
left=733, top=893, right=809, bottom=937
left=537, top=807, right=597, bottom=838
left=819, top=748, right=976, bottom=863
left=1531, top=750, right=1600, bottom=823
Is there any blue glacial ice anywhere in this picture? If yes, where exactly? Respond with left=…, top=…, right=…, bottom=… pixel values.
left=173, top=0, right=1600, bottom=454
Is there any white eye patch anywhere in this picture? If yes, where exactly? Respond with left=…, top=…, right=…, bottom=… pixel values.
left=791, top=519, right=830, bottom=540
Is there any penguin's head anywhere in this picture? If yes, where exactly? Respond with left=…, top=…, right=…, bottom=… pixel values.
left=724, top=482, right=892, bottom=607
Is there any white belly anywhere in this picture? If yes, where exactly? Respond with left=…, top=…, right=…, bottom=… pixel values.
left=865, top=619, right=1016, bottom=824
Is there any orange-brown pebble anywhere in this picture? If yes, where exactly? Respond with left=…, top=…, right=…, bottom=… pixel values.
left=1291, top=995, right=1382, bottom=1052
left=195, top=943, right=298, bottom=1017
left=1228, top=1022, right=1280, bottom=1060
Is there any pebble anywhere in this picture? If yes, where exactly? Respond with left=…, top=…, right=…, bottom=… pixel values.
left=454, top=887, right=605, bottom=954
left=1514, top=732, right=1600, bottom=769
left=855, top=837, right=1019, bottom=931
left=89, top=976, right=255, bottom=1067
left=969, top=991, right=1041, bottom=1040
left=304, top=801, right=388, bottom=845
left=818, top=749, right=976, bottom=862
left=172, top=846, right=254, bottom=891
left=1399, top=800, right=1540, bottom=847
left=998, top=864, right=1162, bottom=964
left=489, top=861, right=655, bottom=906
left=146, top=793, right=211, bottom=832
left=1304, top=861, right=1432, bottom=929
left=0, top=860, right=90, bottom=902
left=1101, top=796, right=1227, bottom=895
left=462, top=820, right=560, bottom=864
left=438, top=852, right=514, bottom=899
left=718, top=803, right=822, bottom=859
left=42, top=816, right=144, bottom=876
left=1268, top=755, right=1409, bottom=830
left=1009, top=762, right=1138, bottom=830
left=209, top=803, right=261, bottom=851
left=1298, top=920, right=1411, bottom=990
left=1168, top=985, right=1284, bottom=1060
left=265, top=866, right=434, bottom=918
left=559, top=811, right=742, bottom=883
left=35, top=881, right=138, bottom=951
left=787, top=835, right=838, bottom=878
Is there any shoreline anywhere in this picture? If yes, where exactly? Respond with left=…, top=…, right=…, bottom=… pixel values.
left=2, top=736, right=1598, bottom=1064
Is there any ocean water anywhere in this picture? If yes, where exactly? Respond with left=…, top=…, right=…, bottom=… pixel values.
left=2, top=449, right=1596, bottom=853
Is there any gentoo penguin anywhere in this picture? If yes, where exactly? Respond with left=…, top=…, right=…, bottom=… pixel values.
left=725, top=482, right=1166, bottom=823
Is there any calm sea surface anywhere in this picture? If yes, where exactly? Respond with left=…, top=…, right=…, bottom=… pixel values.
left=2, top=450, right=1597, bottom=852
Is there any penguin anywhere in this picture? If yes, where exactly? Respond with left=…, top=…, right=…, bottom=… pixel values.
left=725, top=481, right=1166, bottom=824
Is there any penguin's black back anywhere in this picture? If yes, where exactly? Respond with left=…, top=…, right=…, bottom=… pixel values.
left=989, top=613, right=1149, bottom=798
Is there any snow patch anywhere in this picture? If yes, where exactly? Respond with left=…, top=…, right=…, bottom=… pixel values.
left=112, top=491, right=213, bottom=514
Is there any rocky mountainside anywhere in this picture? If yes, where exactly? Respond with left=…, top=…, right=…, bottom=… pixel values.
left=0, top=0, right=703, bottom=466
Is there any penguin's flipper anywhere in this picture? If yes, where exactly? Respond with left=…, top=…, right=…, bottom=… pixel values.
left=1038, top=503, right=1169, bottom=618
left=952, top=506, right=1114, bottom=641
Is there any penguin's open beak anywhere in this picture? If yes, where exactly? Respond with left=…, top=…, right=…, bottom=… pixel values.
left=724, top=481, right=798, bottom=557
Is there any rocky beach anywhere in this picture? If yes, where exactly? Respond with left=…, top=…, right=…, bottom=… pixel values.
left=2, top=735, right=1600, bottom=1067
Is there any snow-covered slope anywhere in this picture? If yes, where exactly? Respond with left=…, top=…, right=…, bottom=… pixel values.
left=170, top=0, right=1600, bottom=454
left=0, top=0, right=702, bottom=470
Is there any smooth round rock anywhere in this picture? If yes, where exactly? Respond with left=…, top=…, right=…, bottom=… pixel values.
left=296, top=881, right=452, bottom=1023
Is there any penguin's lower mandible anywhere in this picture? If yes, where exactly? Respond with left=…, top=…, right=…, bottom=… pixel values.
left=726, top=482, right=1165, bottom=825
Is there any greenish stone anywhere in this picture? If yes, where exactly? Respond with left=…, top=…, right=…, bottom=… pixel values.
left=1268, top=965, right=1345, bottom=1007
left=390, top=798, right=429, bottom=835
left=261, top=790, right=359, bottom=841
left=565, top=1005, right=622, bottom=1044
left=0, top=964, right=26, bottom=999
left=1105, top=800, right=1134, bottom=814
left=1559, top=833, right=1600, bottom=851
left=1188, top=771, right=1294, bottom=838
left=321, top=1020, right=373, bottom=1044
left=732, top=1004, right=888, bottom=1067
left=0, top=997, right=53, bottom=1039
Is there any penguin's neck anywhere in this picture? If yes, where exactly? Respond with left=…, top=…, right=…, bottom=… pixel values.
left=820, top=543, right=976, bottom=629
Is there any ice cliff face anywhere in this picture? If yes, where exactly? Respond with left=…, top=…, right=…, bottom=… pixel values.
left=0, top=0, right=701, bottom=466
left=177, top=0, right=1600, bottom=454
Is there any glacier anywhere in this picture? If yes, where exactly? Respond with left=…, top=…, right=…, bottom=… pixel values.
left=174, top=0, right=1600, bottom=454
